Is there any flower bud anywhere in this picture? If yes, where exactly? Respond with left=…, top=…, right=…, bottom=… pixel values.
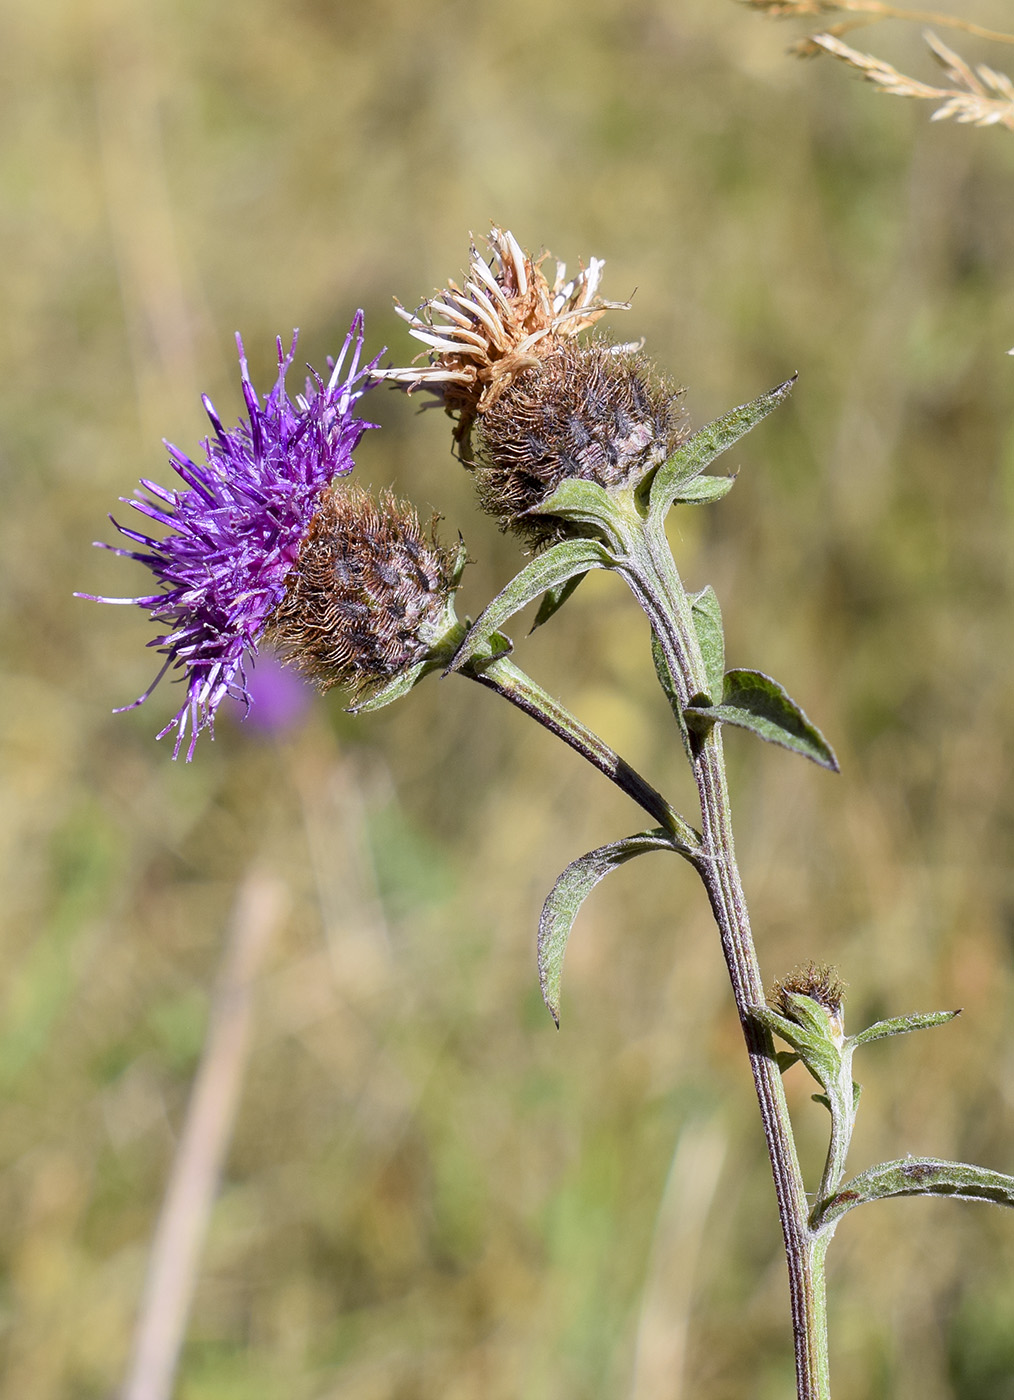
left=773, top=963, right=847, bottom=1045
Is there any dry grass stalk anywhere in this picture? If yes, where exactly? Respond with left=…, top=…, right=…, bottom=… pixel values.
left=808, top=29, right=1014, bottom=128
left=741, top=0, right=1014, bottom=45
left=120, top=870, right=287, bottom=1400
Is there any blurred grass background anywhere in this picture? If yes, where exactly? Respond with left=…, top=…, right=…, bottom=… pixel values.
left=4, top=0, right=1014, bottom=1395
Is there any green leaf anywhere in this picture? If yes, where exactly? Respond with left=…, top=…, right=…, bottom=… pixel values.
left=684, top=669, right=839, bottom=772
left=671, top=474, right=736, bottom=506
left=648, top=377, right=796, bottom=521
left=815, top=1158, right=1014, bottom=1233
left=539, top=829, right=678, bottom=1025
left=532, top=570, right=589, bottom=631
left=650, top=631, right=692, bottom=759
left=690, top=587, right=725, bottom=702
left=523, top=477, right=618, bottom=534
left=778, top=991, right=839, bottom=1043
left=348, top=658, right=439, bottom=714
left=752, top=1004, right=817, bottom=1053
left=752, top=1003, right=841, bottom=1090
left=852, top=1008, right=961, bottom=1048
left=348, top=613, right=469, bottom=713
left=651, top=631, right=683, bottom=712
left=446, top=538, right=615, bottom=673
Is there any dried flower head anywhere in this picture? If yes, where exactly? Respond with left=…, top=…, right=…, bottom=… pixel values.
left=475, top=340, right=689, bottom=545
left=82, top=315, right=379, bottom=758
left=773, top=963, right=847, bottom=1027
left=267, top=483, right=461, bottom=701
left=381, top=226, right=632, bottom=448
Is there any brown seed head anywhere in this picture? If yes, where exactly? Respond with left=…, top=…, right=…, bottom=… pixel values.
left=380, top=226, right=632, bottom=449
left=267, top=483, right=459, bottom=699
left=474, top=341, right=689, bottom=546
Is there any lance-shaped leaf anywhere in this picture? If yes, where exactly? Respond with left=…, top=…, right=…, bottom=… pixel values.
left=651, top=631, right=692, bottom=759
left=446, top=538, right=616, bottom=674
left=348, top=659, right=436, bottom=714
left=690, top=587, right=725, bottom=703
left=814, top=1158, right=1014, bottom=1233
left=684, top=669, right=839, bottom=772
left=349, top=617, right=470, bottom=714
left=647, top=377, right=796, bottom=522
left=531, top=569, right=589, bottom=631
left=522, top=477, right=624, bottom=544
left=752, top=1000, right=843, bottom=1093
left=670, top=474, right=736, bottom=506
left=539, top=830, right=678, bottom=1025
left=852, top=1008, right=961, bottom=1048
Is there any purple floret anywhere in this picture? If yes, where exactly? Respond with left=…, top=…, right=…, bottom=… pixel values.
left=84, top=313, right=379, bottom=759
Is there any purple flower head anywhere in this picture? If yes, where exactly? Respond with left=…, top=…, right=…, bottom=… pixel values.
left=84, top=312, right=380, bottom=759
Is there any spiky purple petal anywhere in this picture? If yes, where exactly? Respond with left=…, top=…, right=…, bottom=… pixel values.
left=83, top=312, right=379, bottom=758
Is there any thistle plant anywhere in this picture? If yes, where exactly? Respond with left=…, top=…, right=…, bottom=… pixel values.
left=85, top=228, right=1014, bottom=1399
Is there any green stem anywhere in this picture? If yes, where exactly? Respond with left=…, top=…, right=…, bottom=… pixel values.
left=816, top=1053, right=858, bottom=1212
left=617, top=507, right=831, bottom=1400
left=463, top=649, right=700, bottom=851
left=808, top=1231, right=831, bottom=1394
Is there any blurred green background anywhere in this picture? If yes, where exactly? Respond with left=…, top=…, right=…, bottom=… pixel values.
left=5, top=1, right=1014, bottom=1396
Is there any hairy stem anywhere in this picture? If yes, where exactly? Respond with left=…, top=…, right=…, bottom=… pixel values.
left=816, top=1060, right=857, bottom=1212
left=622, top=510, right=831, bottom=1400
left=693, top=741, right=830, bottom=1399
left=465, top=651, right=700, bottom=849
